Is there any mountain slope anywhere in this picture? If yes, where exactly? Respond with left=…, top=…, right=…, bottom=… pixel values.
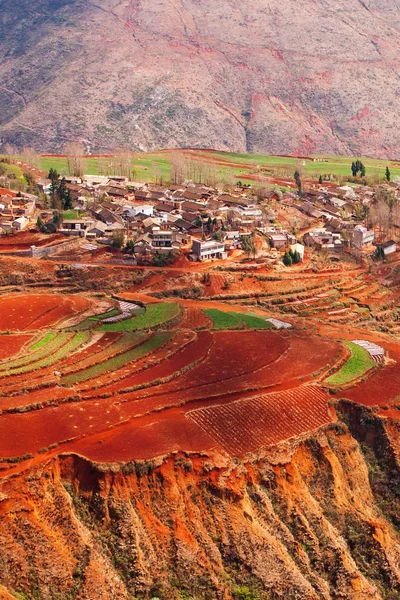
left=1, top=0, right=400, bottom=155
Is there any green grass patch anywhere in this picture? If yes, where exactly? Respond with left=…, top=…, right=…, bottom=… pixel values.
left=204, top=309, right=277, bottom=330
left=204, top=309, right=244, bottom=330
left=326, top=341, right=374, bottom=386
left=29, top=331, right=56, bottom=352
left=37, top=150, right=400, bottom=188
left=61, top=332, right=170, bottom=384
left=62, top=209, right=84, bottom=220
left=99, top=303, right=180, bottom=332
left=228, top=312, right=276, bottom=329
left=0, top=332, right=90, bottom=377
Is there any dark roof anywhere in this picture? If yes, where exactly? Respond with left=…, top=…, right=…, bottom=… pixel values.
left=181, top=201, right=203, bottom=212
left=173, top=218, right=196, bottom=231
left=154, top=202, right=175, bottom=213
left=381, top=239, right=396, bottom=249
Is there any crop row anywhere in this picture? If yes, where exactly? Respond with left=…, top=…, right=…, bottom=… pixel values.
left=0, top=332, right=74, bottom=372
left=204, top=309, right=276, bottom=330
left=61, top=332, right=147, bottom=374
left=61, top=332, right=171, bottom=385
left=0, top=332, right=90, bottom=378
left=99, top=302, right=180, bottom=332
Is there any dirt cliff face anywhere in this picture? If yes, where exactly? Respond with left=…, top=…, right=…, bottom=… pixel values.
left=1, top=0, right=400, bottom=156
left=1, top=404, right=400, bottom=599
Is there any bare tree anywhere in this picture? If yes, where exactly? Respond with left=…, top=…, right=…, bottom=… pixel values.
left=21, top=147, right=40, bottom=168
left=64, top=141, right=84, bottom=177
left=170, top=152, right=186, bottom=184
left=114, top=149, right=132, bottom=178
left=2, top=143, right=17, bottom=158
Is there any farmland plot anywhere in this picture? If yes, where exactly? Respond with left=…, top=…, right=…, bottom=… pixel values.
left=188, top=386, right=333, bottom=456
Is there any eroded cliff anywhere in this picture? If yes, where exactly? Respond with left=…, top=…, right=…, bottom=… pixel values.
left=1, top=402, right=400, bottom=600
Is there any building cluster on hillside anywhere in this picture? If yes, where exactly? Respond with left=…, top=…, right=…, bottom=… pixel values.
left=2, top=169, right=400, bottom=263
left=0, top=188, right=36, bottom=234
left=43, top=174, right=271, bottom=261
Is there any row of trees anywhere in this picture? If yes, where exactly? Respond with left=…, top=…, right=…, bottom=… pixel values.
left=351, top=160, right=366, bottom=178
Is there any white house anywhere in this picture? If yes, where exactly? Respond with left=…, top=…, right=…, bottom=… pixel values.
left=191, top=238, right=228, bottom=261
left=290, top=243, right=305, bottom=262
left=352, top=226, right=375, bottom=249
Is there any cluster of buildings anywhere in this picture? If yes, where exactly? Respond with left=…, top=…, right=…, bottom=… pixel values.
left=0, top=188, right=36, bottom=234
left=44, top=175, right=269, bottom=261
left=2, top=169, right=399, bottom=264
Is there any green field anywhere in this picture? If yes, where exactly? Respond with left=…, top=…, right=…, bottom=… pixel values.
left=204, top=310, right=245, bottom=330
left=99, top=302, right=180, bottom=332
left=204, top=309, right=276, bottom=330
left=29, top=332, right=56, bottom=352
left=0, top=332, right=89, bottom=377
left=228, top=312, right=276, bottom=330
left=36, top=150, right=400, bottom=186
left=326, top=341, right=374, bottom=386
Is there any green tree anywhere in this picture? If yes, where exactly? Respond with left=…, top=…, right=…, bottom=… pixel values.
left=294, top=171, right=302, bottom=196
left=319, top=175, right=323, bottom=185
left=283, top=251, right=293, bottom=266
left=386, top=166, right=391, bottom=182
left=111, top=230, right=124, bottom=249
left=240, top=234, right=256, bottom=259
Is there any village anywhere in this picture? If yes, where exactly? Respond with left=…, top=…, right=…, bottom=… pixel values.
left=0, top=158, right=399, bottom=270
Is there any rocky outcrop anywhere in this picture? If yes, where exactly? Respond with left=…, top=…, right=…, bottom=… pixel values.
left=1, top=0, right=400, bottom=156
left=1, top=406, right=400, bottom=599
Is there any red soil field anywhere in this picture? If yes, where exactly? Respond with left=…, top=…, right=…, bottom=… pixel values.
left=0, top=294, right=90, bottom=331
left=75, top=331, right=192, bottom=393
left=188, top=386, right=334, bottom=456
left=0, top=334, right=32, bottom=360
left=69, top=410, right=217, bottom=462
left=343, top=341, right=400, bottom=406
left=178, top=307, right=212, bottom=329
left=83, top=331, right=212, bottom=397
left=115, top=333, right=340, bottom=411
left=0, top=331, right=340, bottom=460
left=0, top=232, right=64, bottom=250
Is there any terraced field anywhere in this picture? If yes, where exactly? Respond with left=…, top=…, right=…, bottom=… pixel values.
left=0, top=284, right=394, bottom=469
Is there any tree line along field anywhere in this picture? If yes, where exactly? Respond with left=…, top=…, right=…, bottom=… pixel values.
left=0, top=286, right=396, bottom=470
left=30, top=150, right=400, bottom=184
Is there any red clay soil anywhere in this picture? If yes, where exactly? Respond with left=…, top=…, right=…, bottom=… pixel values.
left=76, top=331, right=194, bottom=394
left=0, top=331, right=339, bottom=460
left=0, top=232, right=64, bottom=250
left=0, top=334, right=32, bottom=360
left=179, top=307, right=212, bottom=329
left=0, top=386, right=73, bottom=412
left=68, top=409, right=217, bottom=462
left=188, top=385, right=334, bottom=456
left=117, top=333, right=340, bottom=411
left=0, top=294, right=90, bottom=331
left=83, top=331, right=212, bottom=397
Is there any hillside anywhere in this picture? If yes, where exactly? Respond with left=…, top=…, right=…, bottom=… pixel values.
left=1, top=405, right=400, bottom=599
left=2, top=0, right=400, bottom=156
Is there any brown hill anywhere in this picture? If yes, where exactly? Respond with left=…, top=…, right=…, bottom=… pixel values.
left=1, top=0, right=400, bottom=156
